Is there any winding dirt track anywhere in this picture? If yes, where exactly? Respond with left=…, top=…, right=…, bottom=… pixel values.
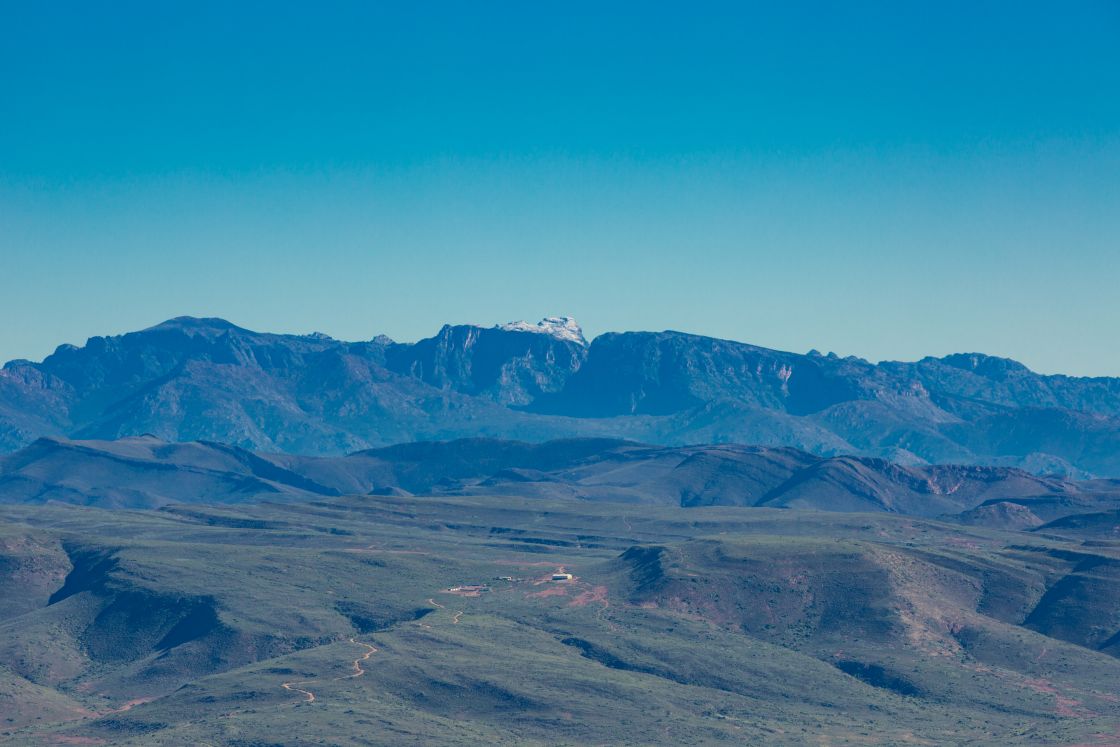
left=283, top=596, right=468, bottom=704
left=427, top=597, right=464, bottom=624
left=282, top=594, right=474, bottom=703
left=281, top=680, right=316, bottom=703
left=281, top=637, right=379, bottom=703
left=342, top=638, right=378, bottom=678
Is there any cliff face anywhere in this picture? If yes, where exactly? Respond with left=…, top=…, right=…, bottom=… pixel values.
left=384, top=320, right=587, bottom=405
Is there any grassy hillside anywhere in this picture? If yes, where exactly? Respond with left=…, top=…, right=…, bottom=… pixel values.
left=1, top=495, right=1119, bottom=744
left=8, top=437, right=1120, bottom=532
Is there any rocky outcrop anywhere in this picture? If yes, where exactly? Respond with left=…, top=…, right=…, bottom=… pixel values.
left=384, top=321, right=586, bottom=405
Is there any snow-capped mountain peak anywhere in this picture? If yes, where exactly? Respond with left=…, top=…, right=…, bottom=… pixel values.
left=496, top=317, right=587, bottom=345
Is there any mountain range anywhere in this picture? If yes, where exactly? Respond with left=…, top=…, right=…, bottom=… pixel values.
left=5, top=318, right=1120, bottom=745
left=3, top=315, right=1120, bottom=475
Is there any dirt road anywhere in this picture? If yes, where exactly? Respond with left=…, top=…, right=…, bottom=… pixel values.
left=282, top=637, right=379, bottom=703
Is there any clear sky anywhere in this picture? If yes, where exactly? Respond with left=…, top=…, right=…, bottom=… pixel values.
left=2, top=2, right=1118, bottom=375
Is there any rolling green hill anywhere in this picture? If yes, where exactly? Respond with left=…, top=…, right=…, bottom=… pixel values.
left=7, top=437, right=1120, bottom=533
left=1, top=494, right=1119, bottom=745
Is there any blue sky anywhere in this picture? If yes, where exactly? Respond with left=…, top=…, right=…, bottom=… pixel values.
left=2, top=2, right=1118, bottom=374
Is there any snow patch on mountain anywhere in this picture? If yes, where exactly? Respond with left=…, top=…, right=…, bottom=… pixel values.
left=496, top=317, right=587, bottom=345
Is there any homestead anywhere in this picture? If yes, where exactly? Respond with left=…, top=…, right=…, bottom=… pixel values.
left=550, top=572, right=573, bottom=582
left=446, top=584, right=491, bottom=595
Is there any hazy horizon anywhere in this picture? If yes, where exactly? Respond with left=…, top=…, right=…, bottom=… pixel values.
left=3, top=3, right=1119, bottom=375
left=4, top=310, right=1116, bottom=379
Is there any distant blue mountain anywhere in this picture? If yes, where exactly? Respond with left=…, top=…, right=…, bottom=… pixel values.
left=2, top=316, right=1119, bottom=475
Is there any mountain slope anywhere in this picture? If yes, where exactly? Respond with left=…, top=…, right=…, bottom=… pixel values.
left=383, top=318, right=587, bottom=405
left=4, top=317, right=1120, bottom=475
left=0, top=436, right=339, bottom=508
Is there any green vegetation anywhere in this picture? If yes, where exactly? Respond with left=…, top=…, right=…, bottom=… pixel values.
left=1, top=495, right=1119, bottom=745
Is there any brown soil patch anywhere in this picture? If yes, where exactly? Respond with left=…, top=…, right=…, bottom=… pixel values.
left=569, top=585, right=609, bottom=608
left=527, top=586, right=569, bottom=599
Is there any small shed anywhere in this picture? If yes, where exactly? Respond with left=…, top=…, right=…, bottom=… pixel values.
left=551, top=573, right=573, bottom=582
